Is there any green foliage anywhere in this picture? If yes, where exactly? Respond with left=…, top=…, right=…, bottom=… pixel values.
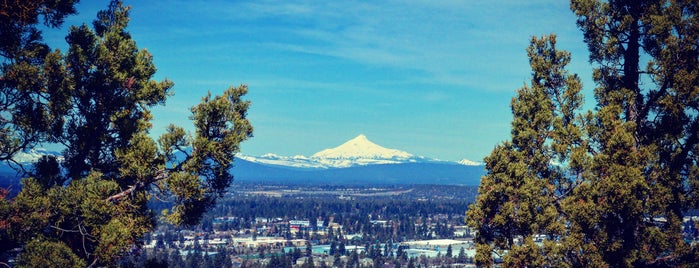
left=467, top=34, right=583, bottom=266
left=0, top=0, right=79, bottom=163
left=18, top=236, right=85, bottom=268
left=0, top=0, right=252, bottom=266
left=468, top=0, right=699, bottom=267
left=61, top=0, right=173, bottom=179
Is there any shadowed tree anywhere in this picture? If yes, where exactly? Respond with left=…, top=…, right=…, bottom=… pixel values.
left=0, top=0, right=81, bottom=262
left=0, top=0, right=252, bottom=266
left=0, top=0, right=79, bottom=167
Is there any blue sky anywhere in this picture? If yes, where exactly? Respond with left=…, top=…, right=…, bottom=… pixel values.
left=44, top=1, right=593, bottom=162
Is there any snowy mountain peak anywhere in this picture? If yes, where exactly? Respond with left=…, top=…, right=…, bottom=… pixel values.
left=311, top=134, right=414, bottom=160
left=353, top=134, right=369, bottom=142
left=458, top=158, right=484, bottom=166
left=12, top=148, right=63, bottom=163
left=239, top=135, right=480, bottom=169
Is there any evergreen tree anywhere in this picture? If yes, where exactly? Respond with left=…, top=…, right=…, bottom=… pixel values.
left=468, top=0, right=699, bottom=266
left=385, top=240, right=393, bottom=257
left=292, top=247, right=302, bottom=262
left=396, top=245, right=406, bottom=261
left=284, top=253, right=294, bottom=268
left=302, top=255, right=314, bottom=268
left=0, top=0, right=80, bottom=259
left=339, top=241, right=347, bottom=255
left=457, top=247, right=466, bottom=263
left=334, top=252, right=342, bottom=267
left=306, top=241, right=313, bottom=256
left=349, top=250, right=359, bottom=267
left=267, top=254, right=281, bottom=268
left=169, top=249, right=183, bottom=268
left=330, top=241, right=337, bottom=255
left=0, top=0, right=79, bottom=165
left=0, top=0, right=252, bottom=266
left=467, top=34, right=577, bottom=267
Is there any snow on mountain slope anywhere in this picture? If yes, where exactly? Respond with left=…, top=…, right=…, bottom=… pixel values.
left=237, top=154, right=328, bottom=169
left=242, top=134, right=448, bottom=169
left=12, top=148, right=63, bottom=163
left=458, top=158, right=484, bottom=166
left=312, top=134, right=414, bottom=160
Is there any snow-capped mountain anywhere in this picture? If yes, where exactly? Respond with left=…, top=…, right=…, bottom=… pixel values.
left=237, top=153, right=328, bottom=169
left=12, top=148, right=63, bottom=163
left=458, top=158, right=483, bottom=166
left=0, top=135, right=487, bottom=188
left=312, top=134, right=414, bottom=160
left=310, top=134, right=430, bottom=168
left=239, top=134, right=479, bottom=169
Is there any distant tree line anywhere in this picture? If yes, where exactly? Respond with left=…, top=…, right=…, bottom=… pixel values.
left=151, top=194, right=470, bottom=243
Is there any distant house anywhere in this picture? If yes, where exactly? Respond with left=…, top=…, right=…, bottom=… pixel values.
left=232, top=236, right=290, bottom=249
left=231, top=257, right=244, bottom=267
left=295, top=257, right=309, bottom=266
left=344, top=233, right=362, bottom=241
left=370, top=220, right=389, bottom=227
left=359, top=258, right=374, bottom=267
left=401, top=239, right=474, bottom=259
left=289, top=220, right=310, bottom=227
left=207, top=238, right=228, bottom=246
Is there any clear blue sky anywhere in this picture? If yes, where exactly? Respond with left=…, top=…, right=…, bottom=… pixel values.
left=44, top=1, right=593, bottom=162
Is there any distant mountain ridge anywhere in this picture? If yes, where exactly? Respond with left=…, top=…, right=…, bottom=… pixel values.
left=0, top=134, right=485, bottom=187
left=239, top=134, right=483, bottom=169
left=458, top=158, right=483, bottom=166
left=231, top=157, right=484, bottom=186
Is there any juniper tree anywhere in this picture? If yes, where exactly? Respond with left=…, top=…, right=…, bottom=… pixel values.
left=0, top=1, right=252, bottom=266
left=467, top=0, right=699, bottom=267
left=570, top=0, right=698, bottom=265
left=0, top=0, right=81, bottom=262
left=0, top=0, right=79, bottom=165
left=467, top=34, right=584, bottom=267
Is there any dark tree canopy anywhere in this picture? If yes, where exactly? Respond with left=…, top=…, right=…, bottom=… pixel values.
left=468, top=0, right=699, bottom=267
left=0, top=0, right=80, bottom=166
left=0, top=1, right=252, bottom=266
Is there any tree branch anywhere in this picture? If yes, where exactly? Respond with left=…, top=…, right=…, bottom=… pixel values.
left=50, top=225, right=80, bottom=233
left=150, top=181, right=171, bottom=202
left=86, top=257, right=99, bottom=268
left=105, top=169, right=169, bottom=203
left=105, top=183, right=138, bottom=203
left=648, top=254, right=677, bottom=266
left=80, top=224, right=90, bottom=259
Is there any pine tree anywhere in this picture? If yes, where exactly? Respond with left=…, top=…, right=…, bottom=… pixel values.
left=169, top=249, right=183, bottom=268
left=330, top=241, right=337, bottom=255
left=457, top=247, right=466, bottom=263
left=339, top=241, right=347, bottom=255
left=467, top=0, right=699, bottom=266
left=0, top=0, right=252, bottom=266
